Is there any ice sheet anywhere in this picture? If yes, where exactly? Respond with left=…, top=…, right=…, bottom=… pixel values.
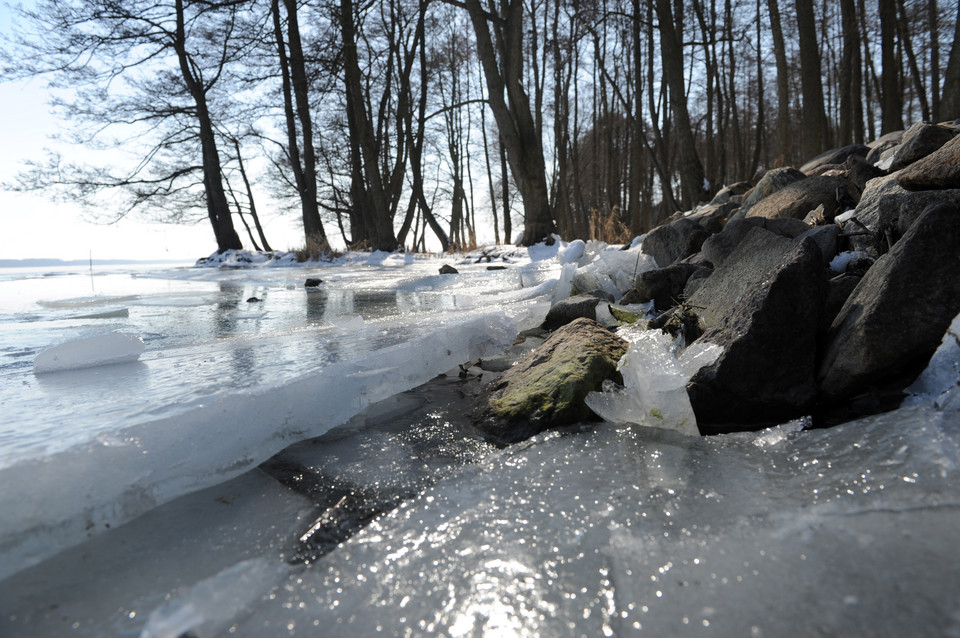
left=188, top=391, right=960, bottom=637
left=0, top=254, right=560, bottom=581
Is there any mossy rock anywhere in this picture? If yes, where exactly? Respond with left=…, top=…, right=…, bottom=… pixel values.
left=479, top=318, right=627, bottom=442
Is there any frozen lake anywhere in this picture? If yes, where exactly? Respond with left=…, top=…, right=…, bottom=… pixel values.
left=1, top=245, right=959, bottom=637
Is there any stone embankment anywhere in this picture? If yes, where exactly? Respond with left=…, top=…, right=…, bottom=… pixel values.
left=479, top=119, right=960, bottom=440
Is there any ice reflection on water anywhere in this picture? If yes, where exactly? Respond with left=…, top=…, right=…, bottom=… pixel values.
left=0, top=260, right=553, bottom=463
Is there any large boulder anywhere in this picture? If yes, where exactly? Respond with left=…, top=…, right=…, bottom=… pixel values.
left=479, top=318, right=628, bottom=441
left=633, top=263, right=705, bottom=311
left=745, top=175, right=856, bottom=221
left=896, top=134, right=960, bottom=190
left=738, top=167, right=807, bottom=216
left=818, top=202, right=960, bottom=404
left=888, top=189, right=960, bottom=237
left=800, top=144, right=870, bottom=175
left=796, top=224, right=840, bottom=265
left=844, top=155, right=888, bottom=197
left=889, top=122, right=957, bottom=171
left=542, top=292, right=614, bottom=330
left=640, top=218, right=710, bottom=267
left=684, top=227, right=826, bottom=431
left=701, top=217, right=811, bottom=267
left=708, top=181, right=752, bottom=205
left=844, top=173, right=907, bottom=255
left=865, top=130, right=904, bottom=165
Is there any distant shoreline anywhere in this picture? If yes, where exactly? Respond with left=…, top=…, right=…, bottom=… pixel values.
left=0, top=258, right=192, bottom=268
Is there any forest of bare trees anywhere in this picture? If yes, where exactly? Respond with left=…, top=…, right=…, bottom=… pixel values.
left=4, top=0, right=959, bottom=252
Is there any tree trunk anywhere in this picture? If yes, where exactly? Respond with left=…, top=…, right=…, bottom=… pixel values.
left=879, top=0, right=904, bottom=132
left=795, top=0, right=831, bottom=159
left=281, top=0, right=327, bottom=244
left=234, top=139, right=272, bottom=252
left=929, top=0, right=940, bottom=119
left=464, top=0, right=555, bottom=246
left=174, top=0, right=241, bottom=253
left=655, top=0, right=709, bottom=208
left=339, top=0, right=398, bottom=251
left=940, top=3, right=960, bottom=118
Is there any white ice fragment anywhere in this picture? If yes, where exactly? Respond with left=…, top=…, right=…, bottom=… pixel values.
left=585, top=328, right=722, bottom=436
left=875, top=153, right=895, bottom=171
left=829, top=250, right=870, bottom=274
left=34, top=332, right=145, bottom=374
left=558, top=239, right=586, bottom=265
left=835, top=209, right=857, bottom=223
left=553, top=262, right=577, bottom=302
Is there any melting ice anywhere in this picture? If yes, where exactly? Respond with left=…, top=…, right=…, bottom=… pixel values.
left=1, top=245, right=959, bottom=638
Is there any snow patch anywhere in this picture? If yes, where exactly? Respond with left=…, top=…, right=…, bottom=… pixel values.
left=829, top=250, right=871, bottom=274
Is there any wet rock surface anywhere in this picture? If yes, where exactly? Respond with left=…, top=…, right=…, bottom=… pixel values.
left=479, top=318, right=627, bottom=442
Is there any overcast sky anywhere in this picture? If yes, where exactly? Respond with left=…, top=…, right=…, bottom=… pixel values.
left=0, top=2, right=307, bottom=262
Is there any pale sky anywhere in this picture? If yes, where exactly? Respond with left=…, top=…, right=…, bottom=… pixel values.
left=0, top=3, right=307, bottom=262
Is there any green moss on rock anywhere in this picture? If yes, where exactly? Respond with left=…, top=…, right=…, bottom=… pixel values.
left=482, top=318, right=627, bottom=440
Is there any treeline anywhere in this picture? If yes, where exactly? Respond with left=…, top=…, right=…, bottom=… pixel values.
left=5, top=0, right=959, bottom=252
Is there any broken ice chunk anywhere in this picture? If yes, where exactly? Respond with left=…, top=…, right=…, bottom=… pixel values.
left=33, top=332, right=145, bottom=374
left=585, top=328, right=722, bottom=436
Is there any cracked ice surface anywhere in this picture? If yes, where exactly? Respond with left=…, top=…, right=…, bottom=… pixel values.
left=218, top=391, right=960, bottom=638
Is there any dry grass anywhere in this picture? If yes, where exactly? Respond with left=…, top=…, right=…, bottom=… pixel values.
left=294, top=235, right=340, bottom=262
left=588, top=206, right=633, bottom=244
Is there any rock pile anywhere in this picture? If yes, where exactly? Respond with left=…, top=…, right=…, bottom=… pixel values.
left=479, top=118, right=960, bottom=439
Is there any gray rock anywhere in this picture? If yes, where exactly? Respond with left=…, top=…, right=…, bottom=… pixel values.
left=758, top=217, right=814, bottom=237
left=818, top=202, right=960, bottom=403
left=896, top=134, right=960, bottom=190
left=708, top=181, right=752, bottom=205
left=800, top=144, right=870, bottom=175
left=701, top=217, right=812, bottom=268
left=820, top=274, right=861, bottom=334
left=685, top=228, right=826, bottom=430
left=891, top=189, right=960, bottom=236
left=745, top=175, right=856, bottom=221
left=845, top=173, right=908, bottom=255
left=439, top=264, right=459, bottom=274
left=542, top=294, right=605, bottom=330
left=803, top=204, right=828, bottom=225
left=685, top=202, right=739, bottom=234
left=681, top=267, right=713, bottom=300
left=739, top=167, right=807, bottom=216
left=633, top=263, right=704, bottom=311
left=640, top=218, right=710, bottom=267
left=796, top=224, right=840, bottom=265
left=844, top=155, right=888, bottom=197
left=480, top=318, right=628, bottom=441
left=889, top=122, right=958, bottom=171
left=700, top=219, right=757, bottom=267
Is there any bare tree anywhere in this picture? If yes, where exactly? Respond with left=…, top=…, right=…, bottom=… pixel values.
left=3, top=0, right=254, bottom=252
left=459, top=0, right=556, bottom=245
